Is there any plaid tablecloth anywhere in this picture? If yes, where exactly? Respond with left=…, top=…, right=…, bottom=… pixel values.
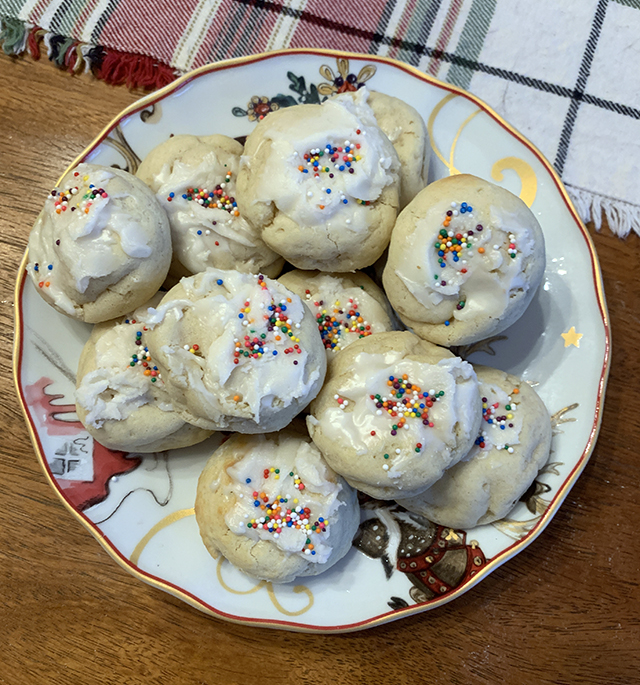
left=2, top=0, right=639, bottom=237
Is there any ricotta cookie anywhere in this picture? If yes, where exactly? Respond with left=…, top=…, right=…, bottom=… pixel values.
left=383, top=175, right=545, bottom=346
left=307, top=331, right=481, bottom=499
left=195, top=429, right=359, bottom=583
left=278, top=269, right=395, bottom=363
left=397, top=365, right=552, bottom=528
left=144, top=268, right=326, bottom=433
left=27, top=163, right=171, bottom=323
left=365, top=91, right=429, bottom=208
left=75, top=297, right=212, bottom=453
left=236, top=88, right=400, bottom=272
left=137, top=134, right=283, bottom=278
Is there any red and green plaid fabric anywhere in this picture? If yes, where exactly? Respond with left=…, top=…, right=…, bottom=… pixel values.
left=2, top=0, right=639, bottom=236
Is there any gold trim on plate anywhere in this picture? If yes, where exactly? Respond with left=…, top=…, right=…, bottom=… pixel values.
left=13, top=48, right=612, bottom=633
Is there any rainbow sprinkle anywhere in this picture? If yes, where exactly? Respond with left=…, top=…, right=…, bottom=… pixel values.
left=232, top=275, right=303, bottom=366
left=432, top=201, right=518, bottom=288
left=475, top=387, right=520, bottom=452
left=307, top=293, right=372, bottom=351
left=367, top=374, right=444, bottom=436
left=246, top=468, right=328, bottom=555
left=124, top=318, right=161, bottom=383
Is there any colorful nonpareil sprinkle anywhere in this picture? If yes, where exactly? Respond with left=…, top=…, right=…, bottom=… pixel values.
left=299, top=140, right=362, bottom=178
left=432, top=201, right=518, bottom=289
left=246, top=468, right=328, bottom=555
left=474, top=387, right=520, bottom=452
left=232, top=276, right=303, bottom=366
left=49, top=173, right=109, bottom=216
left=366, top=374, right=444, bottom=436
left=307, top=294, right=373, bottom=351
left=172, top=177, right=240, bottom=216
left=124, top=318, right=161, bottom=383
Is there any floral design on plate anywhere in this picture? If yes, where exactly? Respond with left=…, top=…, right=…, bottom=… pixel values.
left=232, top=59, right=377, bottom=119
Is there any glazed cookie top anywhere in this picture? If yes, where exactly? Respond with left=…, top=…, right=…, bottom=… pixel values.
left=76, top=304, right=170, bottom=429
left=308, top=331, right=481, bottom=498
left=137, top=134, right=283, bottom=277
left=396, top=365, right=552, bottom=528
left=27, top=163, right=171, bottom=321
left=237, top=88, right=400, bottom=271
left=223, top=434, right=347, bottom=564
left=250, top=89, right=396, bottom=228
left=384, top=175, right=545, bottom=344
left=278, top=270, right=395, bottom=361
left=144, top=268, right=326, bottom=431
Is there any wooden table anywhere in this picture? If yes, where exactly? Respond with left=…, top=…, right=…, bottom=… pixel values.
left=1, top=53, right=638, bottom=685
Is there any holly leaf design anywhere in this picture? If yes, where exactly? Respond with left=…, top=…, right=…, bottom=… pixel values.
left=271, top=93, right=298, bottom=108
left=304, top=83, right=321, bottom=105
left=287, top=72, right=306, bottom=95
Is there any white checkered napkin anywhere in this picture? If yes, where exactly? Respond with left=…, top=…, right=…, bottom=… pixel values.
left=428, top=0, right=640, bottom=237
left=4, top=0, right=639, bottom=235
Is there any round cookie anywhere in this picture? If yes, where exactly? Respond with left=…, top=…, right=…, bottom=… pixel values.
left=307, top=331, right=481, bottom=499
left=383, top=174, right=546, bottom=346
left=75, top=297, right=213, bottom=453
left=136, top=134, right=283, bottom=278
left=365, top=90, right=429, bottom=209
left=236, top=87, right=400, bottom=272
left=144, top=268, right=327, bottom=433
left=278, top=269, right=395, bottom=363
left=27, top=163, right=171, bottom=323
left=397, top=365, right=552, bottom=528
left=195, top=428, right=360, bottom=583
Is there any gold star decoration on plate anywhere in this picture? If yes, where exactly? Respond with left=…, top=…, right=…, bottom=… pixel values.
left=561, top=326, right=583, bottom=348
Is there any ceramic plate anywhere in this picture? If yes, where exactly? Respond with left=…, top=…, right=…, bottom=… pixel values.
left=14, top=49, right=610, bottom=633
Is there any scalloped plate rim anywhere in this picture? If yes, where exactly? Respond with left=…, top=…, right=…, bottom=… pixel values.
left=13, top=48, right=611, bottom=633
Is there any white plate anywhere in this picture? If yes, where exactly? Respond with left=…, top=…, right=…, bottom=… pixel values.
left=14, top=49, right=610, bottom=633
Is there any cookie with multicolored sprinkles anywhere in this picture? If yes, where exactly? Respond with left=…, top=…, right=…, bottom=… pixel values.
left=136, top=134, right=283, bottom=278
left=236, top=87, right=400, bottom=272
left=278, top=269, right=395, bottom=364
left=383, top=174, right=545, bottom=346
left=143, top=268, right=326, bottom=434
left=396, top=365, right=552, bottom=528
left=307, top=331, right=481, bottom=500
left=195, top=428, right=359, bottom=583
left=27, top=163, right=171, bottom=323
left=75, top=295, right=213, bottom=453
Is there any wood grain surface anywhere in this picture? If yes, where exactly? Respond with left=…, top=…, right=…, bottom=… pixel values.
left=1, top=54, right=638, bottom=685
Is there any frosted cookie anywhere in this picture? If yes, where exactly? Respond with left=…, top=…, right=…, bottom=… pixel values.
left=136, top=134, right=283, bottom=278
left=75, top=296, right=212, bottom=452
left=383, top=175, right=545, bottom=346
left=27, top=163, right=171, bottom=323
left=195, top=429, right=359, bottom=583
left=397, top=365, right=552, bottom=528
left=144, top=268, right=326, bottom=433
left=361, top=91, right=429, bottom=208
left=307, top=331, right=481, bottom=499
left=278, top=269, right=395, bottom=363
left=236, top=87, right=400, bottom=272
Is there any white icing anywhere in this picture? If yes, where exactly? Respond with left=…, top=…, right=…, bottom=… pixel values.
left=465, top=379, right=523, bottom=458
left=224, top=436, right=343, bottom=563
left=396, top=202, right=535, bottom=323
left=251, top=88, right=397, bottom=234
left=146, top=269, right=322, bottom=424
left=319, top=350, right=478, bottom=481
left=152, top=154, right=270, bottom=274
left=27, top=164, right=154, bottom=308
left=298, top=274, right=392, bottom=358
left=75, top=319, right=171, bottom=428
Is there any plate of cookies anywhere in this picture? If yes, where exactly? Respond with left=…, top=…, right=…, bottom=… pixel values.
left=14, top=49, right=610, bottom=632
